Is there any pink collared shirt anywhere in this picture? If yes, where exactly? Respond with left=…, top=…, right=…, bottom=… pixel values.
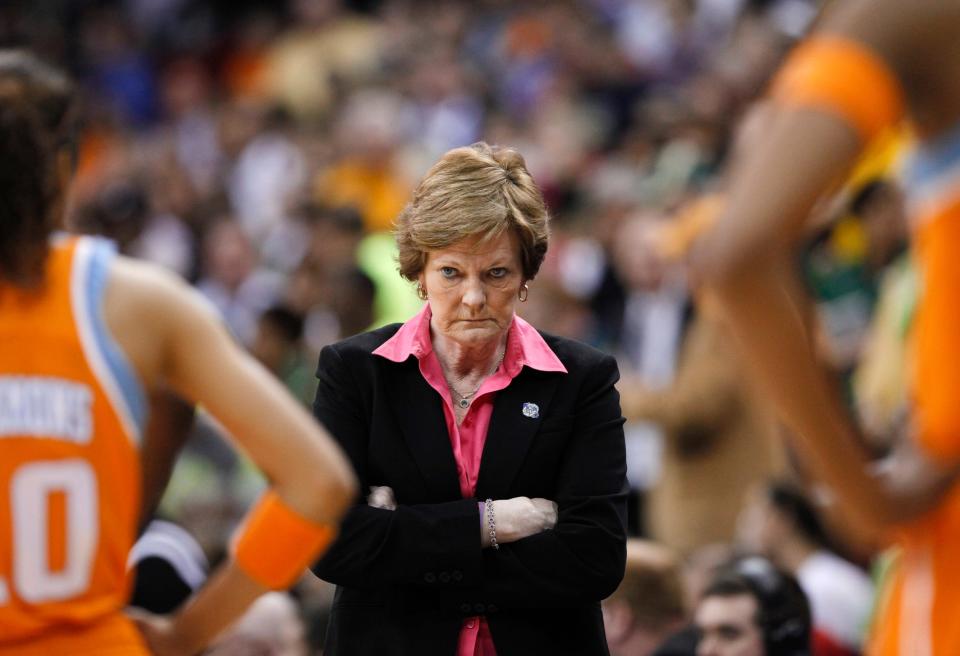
left=373, top=304, right=566, bottom=656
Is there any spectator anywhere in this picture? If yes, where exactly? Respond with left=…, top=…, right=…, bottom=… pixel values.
left=695, top=556, right=812, bottom=656
left=737, top=481, right=873, bottom=654
left=604, top=539, right=688, bottom=656
left=250, top=305, right=316, bottom=406
left=613, top=212, right=693, bottom=537
left=620, top=293, right=783, bottom=553
left=196, top=218, right=283, bottom=345
left=327, top=268, right=377, bottom=338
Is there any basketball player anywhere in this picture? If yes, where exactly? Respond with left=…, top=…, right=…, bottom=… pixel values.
left=690, top=1, right=960, bottom=653
left=0, top=52, right=356, bottom=656
left=0, top=52, right=197, bottom=529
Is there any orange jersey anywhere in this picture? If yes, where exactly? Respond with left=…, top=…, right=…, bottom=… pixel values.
left=868, top=126, right=960, bottom=656
left=0, top=236, right=149, bottom=654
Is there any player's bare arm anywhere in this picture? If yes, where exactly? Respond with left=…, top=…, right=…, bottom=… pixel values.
left=690, top=0, right=960, bottom=539
left=105, top=257, right=357, bottom=653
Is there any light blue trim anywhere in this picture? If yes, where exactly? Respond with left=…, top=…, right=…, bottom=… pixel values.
left=905, top=121, right=960, bottom=188
left=84, top=238, right=147, bottom=437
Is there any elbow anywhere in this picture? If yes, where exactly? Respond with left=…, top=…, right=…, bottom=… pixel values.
left=306, top=430, right=360, bottom=522
left=580, top=535, right=627, bottom=602
left=690, top=235, right=751, bottom=294
left=829, top=491, right=910, bottom=549
left=694, top=241, right=785, bottom=304
left=571, top=559, right=624, bottom=604
left=281, top=453, right=358, bottom=526
left=593, top=569, right=625, bottom=603
left=708, top=255, right=766, bottom=299
left=598, top=546, right=627, bottom=601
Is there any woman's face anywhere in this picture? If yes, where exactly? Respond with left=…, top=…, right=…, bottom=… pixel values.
left=421, top=230, right=524, bottom=348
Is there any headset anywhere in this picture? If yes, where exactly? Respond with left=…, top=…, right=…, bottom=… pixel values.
left=732, top=556, right=812, bottom=656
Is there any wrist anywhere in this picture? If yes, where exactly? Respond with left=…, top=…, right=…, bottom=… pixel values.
left=166, top=613, right=207, bottom=656
left=485, top=498, right=499, bottom=550
left=232, top=490, right=336, bottom=590
left=479, top=502, right=489, bottom=548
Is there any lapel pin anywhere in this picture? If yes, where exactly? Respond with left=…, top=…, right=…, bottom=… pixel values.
left=521, top=402, right=539, bottom=419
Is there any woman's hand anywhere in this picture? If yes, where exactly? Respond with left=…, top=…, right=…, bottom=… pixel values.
left=483, top=497, right=558, bottom=547
left=368, top=486, right=397, bottom=510
left=366, top=488, right=557, bottom=546
left=130, top=610, right=195, bottom=656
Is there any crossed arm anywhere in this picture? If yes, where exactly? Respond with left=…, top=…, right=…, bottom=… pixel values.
left=310, top=345, right=627, bottom=609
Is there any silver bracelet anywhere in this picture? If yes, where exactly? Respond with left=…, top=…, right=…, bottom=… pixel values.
left=485, top=498, right=499, bottom=550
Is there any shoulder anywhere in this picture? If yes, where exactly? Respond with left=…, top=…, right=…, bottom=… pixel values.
left=325, top=324, right=403, bottom=359
left=314, top=324, right=404, bottom=397
left=106, top=249, right=193, bottom=300
left=538, top=331, right=617, bottom=374
left=317, top=324, right=405, bottom=380
left=106, top=253, right=217, bottom=327
left=97, top=249, right=226, bottom=384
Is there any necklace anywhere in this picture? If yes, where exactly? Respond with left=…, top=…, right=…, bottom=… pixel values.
left=448, top=348, right=506, bottom=409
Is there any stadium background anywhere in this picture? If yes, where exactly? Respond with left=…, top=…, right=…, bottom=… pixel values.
left=3, top=1, right=905, bottom=653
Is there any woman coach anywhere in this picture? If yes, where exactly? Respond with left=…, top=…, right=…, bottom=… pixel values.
left=311, top=142, right=627, bottom=655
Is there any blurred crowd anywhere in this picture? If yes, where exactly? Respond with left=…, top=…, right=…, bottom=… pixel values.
left=3, top=0, right=915, bottom=652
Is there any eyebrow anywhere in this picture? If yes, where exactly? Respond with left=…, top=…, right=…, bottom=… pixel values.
left=432, top=257, right=513, bottom=268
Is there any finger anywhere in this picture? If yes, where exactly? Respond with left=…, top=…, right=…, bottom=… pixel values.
left=369, top=497, right=392, bottom=509
left=369, top=486, right=389, bottom=499
left=367, top=489, right=389, bottom=508
left=368, top=486, right=397, bottom=510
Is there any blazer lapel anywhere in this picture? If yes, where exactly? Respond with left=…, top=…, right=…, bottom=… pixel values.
left=382, top=357, right=462, bottom=500
left=476, top=369, right=561, bottom=500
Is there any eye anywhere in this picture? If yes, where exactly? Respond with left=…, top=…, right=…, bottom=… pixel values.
left=440, top=266, right=458, bottom=279
left=489, top=267, right=508, bottom=278
left=718, top=626, right=742, bottom=641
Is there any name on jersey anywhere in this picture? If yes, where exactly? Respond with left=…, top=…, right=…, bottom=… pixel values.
left=0, top=376, right=93, bottom=443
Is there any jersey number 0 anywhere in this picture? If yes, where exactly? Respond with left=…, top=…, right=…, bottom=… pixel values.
left=1, top=459, right=98, bottom=605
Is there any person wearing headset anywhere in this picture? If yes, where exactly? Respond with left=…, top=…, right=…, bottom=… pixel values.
left=694, top=557, right=812, bottom=656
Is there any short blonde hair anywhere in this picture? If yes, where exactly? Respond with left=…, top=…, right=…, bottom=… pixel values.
left=395, top=142, right=549, bottom=281
left=610, top=540, right=686, bottom=630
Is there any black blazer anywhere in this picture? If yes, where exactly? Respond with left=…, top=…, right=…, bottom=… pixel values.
left=311, top=323, right=627, bottom=656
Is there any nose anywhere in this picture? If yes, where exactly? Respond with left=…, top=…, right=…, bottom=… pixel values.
left=461, top=277, right=486, bottom=312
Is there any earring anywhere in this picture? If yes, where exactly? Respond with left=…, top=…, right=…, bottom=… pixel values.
left=416, top=283, right=428, bottom=301
left=518, top=283, right=529, bottom=302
